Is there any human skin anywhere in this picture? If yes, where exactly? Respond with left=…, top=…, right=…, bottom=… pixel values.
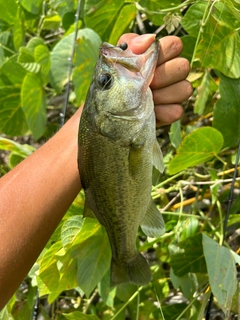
left=0, top=33, right=192, bottom=309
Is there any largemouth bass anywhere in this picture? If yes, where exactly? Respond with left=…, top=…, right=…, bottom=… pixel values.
left=78, top=39, right=165, bottom=286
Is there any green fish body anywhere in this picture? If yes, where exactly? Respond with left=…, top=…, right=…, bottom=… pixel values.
left=78, top=40, right=165, bottom=286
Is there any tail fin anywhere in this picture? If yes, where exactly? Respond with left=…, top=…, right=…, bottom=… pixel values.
left=110, top=253, right=152, bottom=286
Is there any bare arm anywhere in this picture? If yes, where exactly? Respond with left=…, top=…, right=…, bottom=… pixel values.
left=0, top=108, right=82, bottom=308
left=0, top=34, right=192, bottom=309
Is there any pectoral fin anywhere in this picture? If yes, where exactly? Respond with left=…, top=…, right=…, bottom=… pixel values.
left=83, top=202, right=96, bottom=218
left=153, top=140, right=164, bottom=173
left=141, top=200, right=165, bottom=238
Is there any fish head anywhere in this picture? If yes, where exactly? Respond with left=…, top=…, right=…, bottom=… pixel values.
left=86, top=39, right=159, bottom=144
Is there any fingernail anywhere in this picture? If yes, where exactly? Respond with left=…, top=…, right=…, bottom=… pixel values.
left=132, top=34, right=156, bottom=45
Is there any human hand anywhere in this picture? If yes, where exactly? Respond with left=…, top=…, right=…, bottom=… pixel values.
left=118, top=33, right=193, bottom=126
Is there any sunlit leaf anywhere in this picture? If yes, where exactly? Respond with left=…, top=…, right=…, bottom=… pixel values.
left=181, top=1, right=205, bottom=37
left=194, top=70, right=211, bottom=115
left=42, top=14, right=61, bottom=30
left=37, top=242, right=62, bottom=296
left=197, top=13, right=240, bottom=78
left=108, top=4, right=136, bottom=45
left=168, top=127, right=224, bottom=175
left=61, top=215, right=84, bottom=249
left=84, top=0, right=124, bottom=41
left=169, top=120, right=181, bottom=149
left=13, top=7, right=25, bottom=51
left=202, top=234, right=238, bottom=315
left=34, top=44, right=51, bottom=80
left=74, top=230, right=111, bottom=297
left=50, top=28, right=101, bottom=93
left=73, top=29, right=101, bottom=105
left=0, top=0, right=17, bottom=24
left=21, top=73, right=47, bottom=139
left=213, top=73, right=240, bottom=148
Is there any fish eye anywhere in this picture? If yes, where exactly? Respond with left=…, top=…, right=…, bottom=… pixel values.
left=98, top=73, right=113, bottom=90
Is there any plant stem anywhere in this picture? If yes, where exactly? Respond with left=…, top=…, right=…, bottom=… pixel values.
left=135, top=0, right=193, bottom=14
left=110, top=286, right=143, bottom=320
left=0, top=43, right=16, bottom=54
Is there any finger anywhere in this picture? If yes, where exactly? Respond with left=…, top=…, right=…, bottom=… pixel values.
left=118, top=33, right=156, bottom=54
left=158, top=36, right=183, bottom=65
left=151, top=57, right=190, bottom=89
left=155, top=104, right=184, bottom=126
left=152, top=80, right=193, bottom=105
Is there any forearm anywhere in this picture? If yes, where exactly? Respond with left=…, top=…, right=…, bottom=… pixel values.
left=0, top=107, right=82, bottom=308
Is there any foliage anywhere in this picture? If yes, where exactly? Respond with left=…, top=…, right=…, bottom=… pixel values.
left=0, top=0, right=240, bottom=319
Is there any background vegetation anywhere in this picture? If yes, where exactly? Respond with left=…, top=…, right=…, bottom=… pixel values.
left=0, top=0, right=240, bottom=319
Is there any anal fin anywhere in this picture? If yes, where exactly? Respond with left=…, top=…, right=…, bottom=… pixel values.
left=140, top=200, right=165, bottom=238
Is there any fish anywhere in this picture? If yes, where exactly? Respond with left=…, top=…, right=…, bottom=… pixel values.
left=78, top=39, right=165, bottom=287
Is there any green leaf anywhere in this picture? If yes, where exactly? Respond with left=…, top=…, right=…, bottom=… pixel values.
left=170, top=269, right=198, bottom=300
left=27, top=37, right=45, bottom=53
left=181, top=1, right=205, bottom=37
left=108, top=4, right=136, bottom=45
left=0, top=306, right=15, bottom=320
left=98, top=270, right=116, bottom=307
left=197, top=13, right=240, bottom=78
left=21, top=73, right=47, bottom=139
left=170, top=233, right=207, bottom=277
left=180, top=35, right=196, bottom=62
left=18, top=47, right=35, bottom=63
left=168, top=127, right=224, bottom=175
left=37, top=242, right=62, bottom=296
left=0, top=56, right=27, bottom=85
left=139, top=0, right=181, bottom=26
left=18, top=47, right=42, bottom=73
left=0, top=0, right=17, bottom=24
left=61, top=215, right=84, bottom=249
left=34, top=44, right=51, bottom=79
left=19, top=0, right=43, bottom=14
left=0, top=86, right=28, bottom=136
left=0, top=137, right=34, bottom=155
left=169, top=120, right=181, bottom=149
left=202, top=234, right=238, bottom=315
left=73, top=29, right=102, bottom=105
left=84, top=0, right=124, bottom=41
left=71, top=218, right=103, bottom=249
left=0, top=137, right=34, bottom=167
left=42, top=14, right=61, bottom=30
left=63, top=312, right=99, bottom=320
left=13, top=7, right=25, bottom=51
left=50, top=28, right=101, bottom=93
left=74, top=231, right=111, bottom=297
left=48, top=250, right=78, bottom=303
left=194, top=70, right=211, bottom=115
left=213, top=73, right=240, bottom=148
